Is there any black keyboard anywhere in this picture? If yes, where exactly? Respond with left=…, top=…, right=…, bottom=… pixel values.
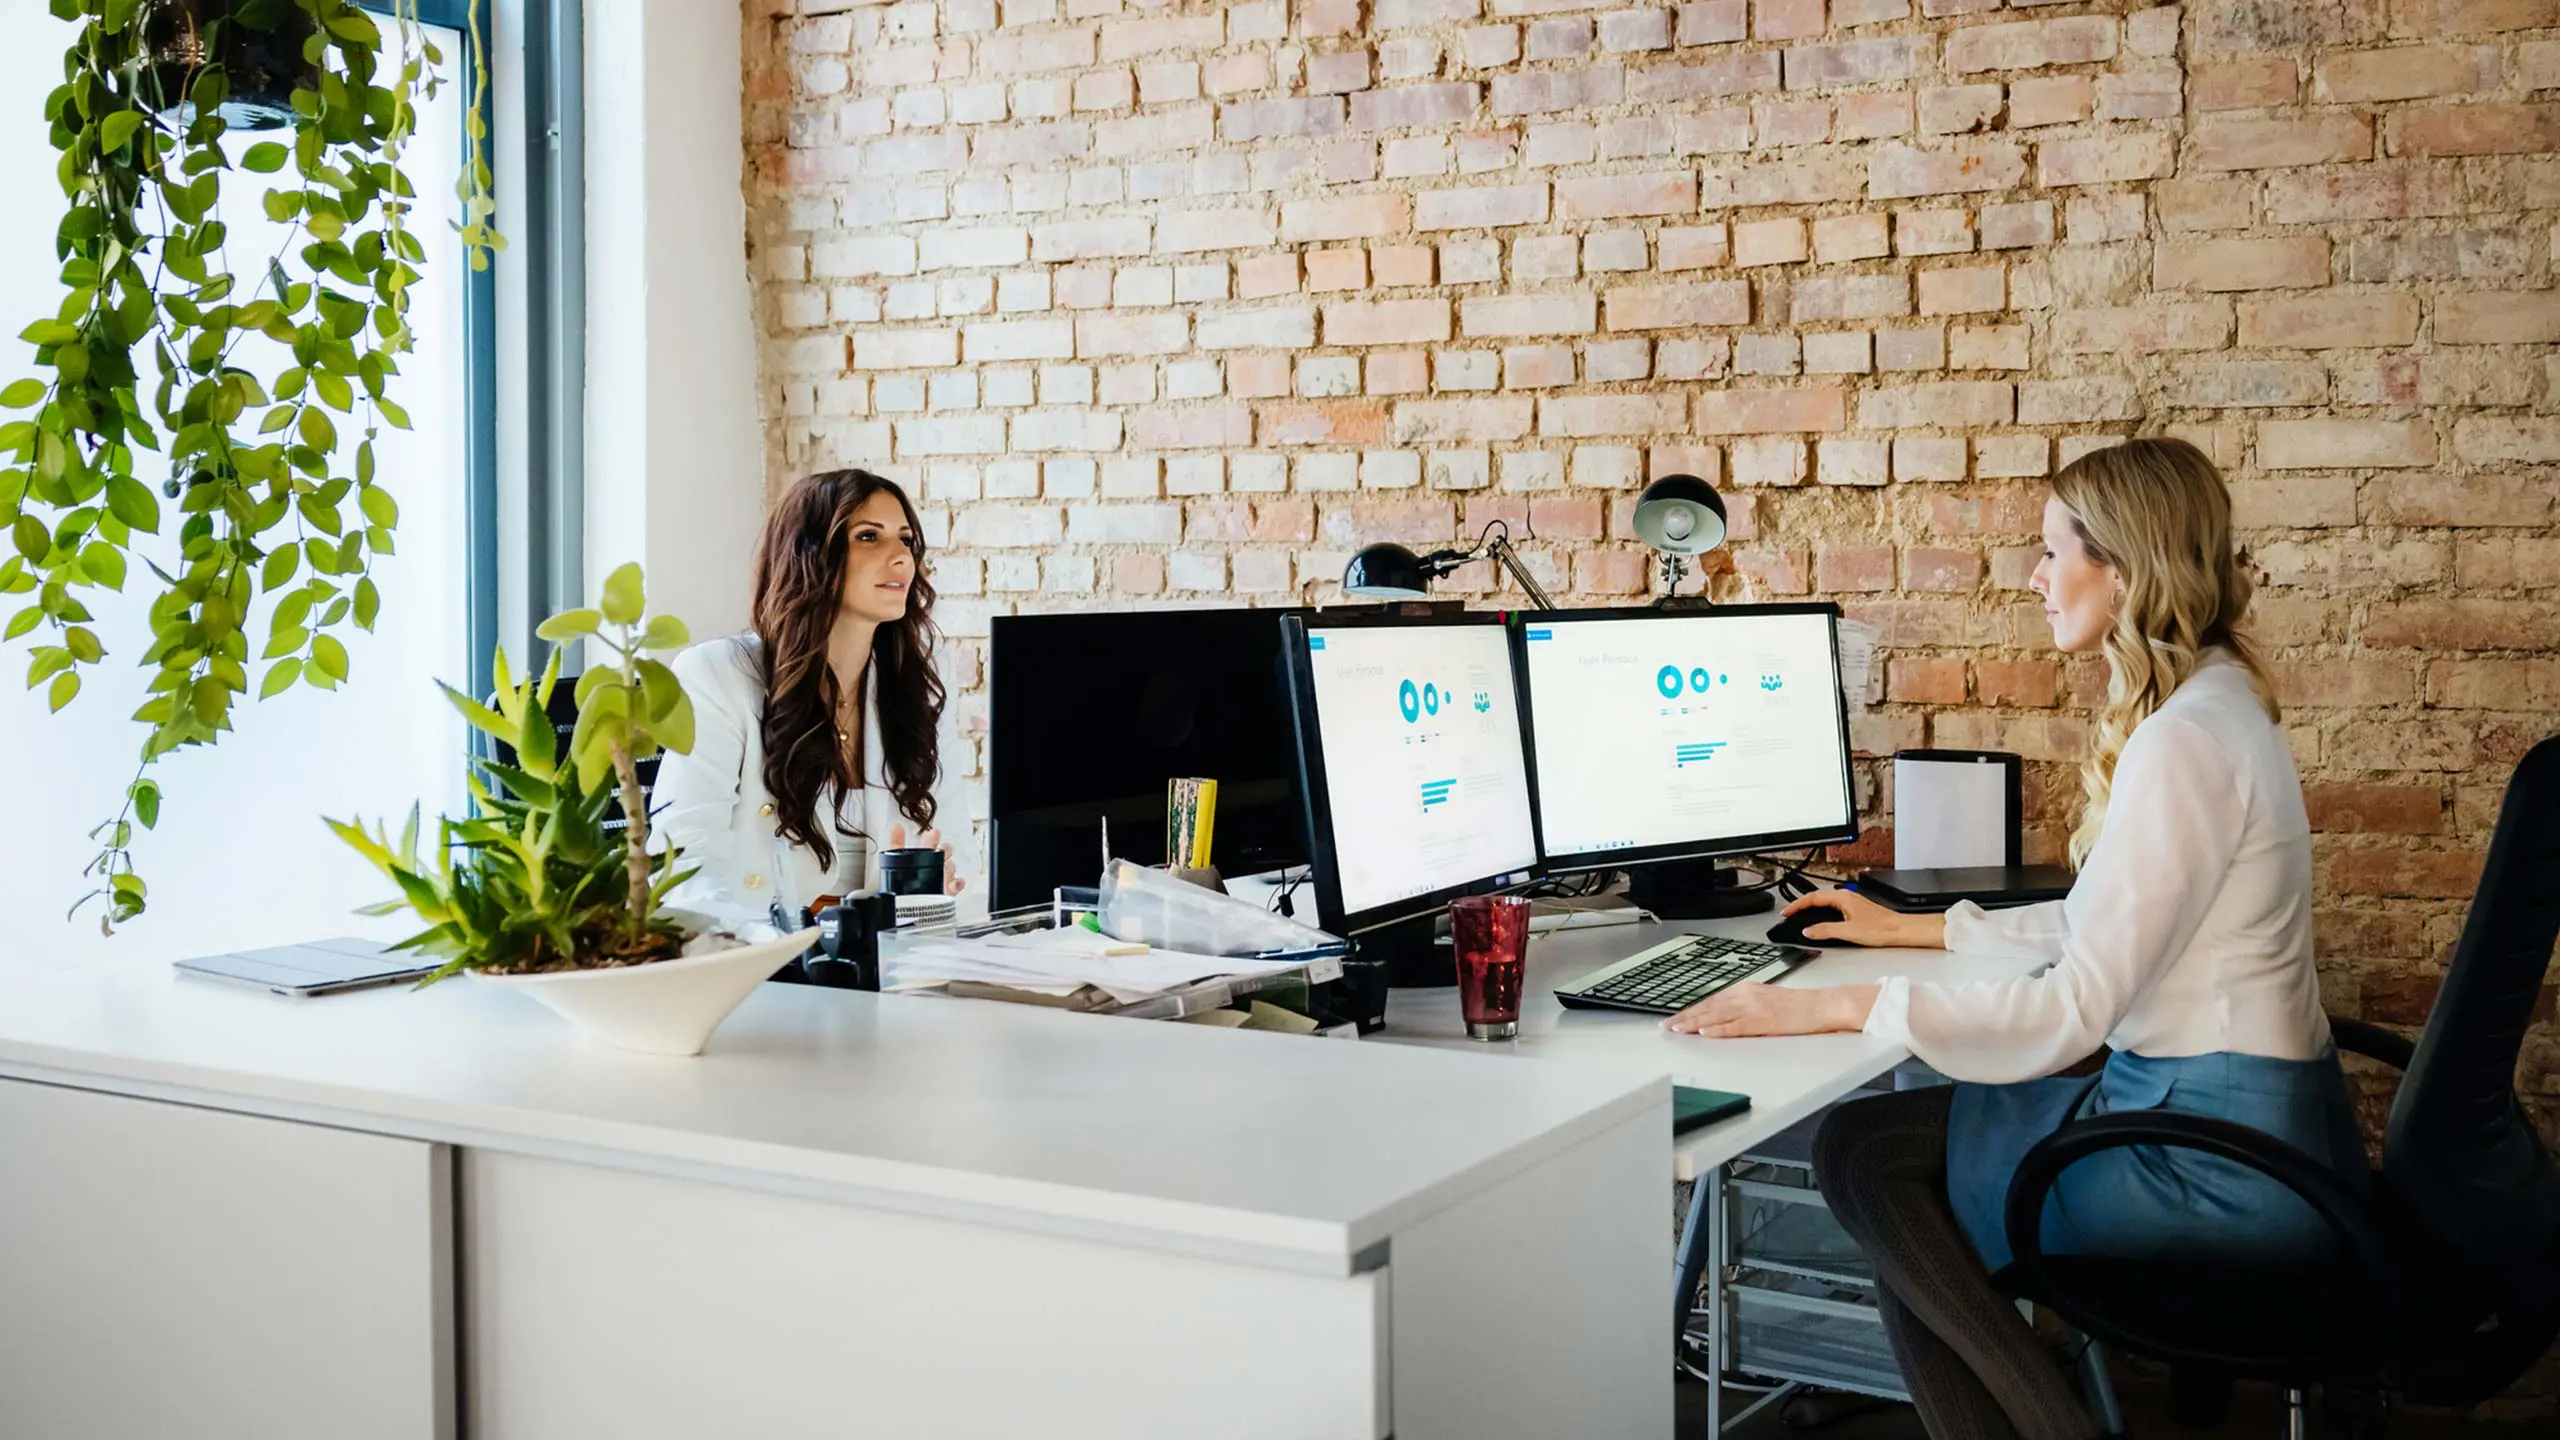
left=1554, top=934, right=1817, bottom=1016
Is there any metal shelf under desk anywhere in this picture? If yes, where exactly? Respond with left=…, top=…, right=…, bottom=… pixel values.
left=1689, top=1099, right=2128, bottom=1438
left=1691, top=1110, right=1908, bottom=1434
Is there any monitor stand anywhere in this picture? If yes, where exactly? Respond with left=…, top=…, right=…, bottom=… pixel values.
left=1358, top=914, right=1453, bottom=989
left=1625, top=859, right=1776, bottom=921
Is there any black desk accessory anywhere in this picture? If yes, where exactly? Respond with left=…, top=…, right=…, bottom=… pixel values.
left=1856, top=865, right=2074, bottom=913
left=1673, top=1085, right=1751, bottom=1134
left=1765, top=904, right=1850, bottom=948
left=801, top=891, right=898, bottom=990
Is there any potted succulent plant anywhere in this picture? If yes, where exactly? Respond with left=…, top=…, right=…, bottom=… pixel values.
left=329, top=563, right=812, bottom=1056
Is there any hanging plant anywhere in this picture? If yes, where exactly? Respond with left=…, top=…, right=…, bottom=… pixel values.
left=1, top=0, right=500, bottom=929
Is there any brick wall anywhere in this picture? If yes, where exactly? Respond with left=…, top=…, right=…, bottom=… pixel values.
left=744, top=2, right=2558, bottom=1386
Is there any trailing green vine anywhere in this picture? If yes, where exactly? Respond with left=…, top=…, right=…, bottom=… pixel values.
left=1, top=0, right=492, bottom=930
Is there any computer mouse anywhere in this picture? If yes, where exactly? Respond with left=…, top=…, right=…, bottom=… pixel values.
left=1766, top=904, right=1851, bottom=948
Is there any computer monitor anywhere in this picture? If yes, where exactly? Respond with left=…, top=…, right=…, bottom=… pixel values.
left=1278, top=611, right=1541, bottom=936
left=1513, top=603, right=1858, bottom=872
left=988, top=607, right=1309, bottom=912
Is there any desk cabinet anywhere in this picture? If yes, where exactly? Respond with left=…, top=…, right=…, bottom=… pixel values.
left=0, top=1079, right=454, bottom=1440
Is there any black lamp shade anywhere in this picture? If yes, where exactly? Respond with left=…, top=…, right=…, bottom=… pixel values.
left=1632, top=473, right=1729, bottom=556
left=1343, top=542, right=1434, bottom=599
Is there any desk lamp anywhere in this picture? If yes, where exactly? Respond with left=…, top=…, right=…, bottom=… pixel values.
left=1342, top=520, right=1558, bottom=610
left=1630, top=473, right=1728, bottom=603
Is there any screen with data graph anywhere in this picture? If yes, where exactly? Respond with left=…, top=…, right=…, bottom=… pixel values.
left=1284, top=614, right=1540, bottom=930
left=1516, top=605, right=1858, bottom=870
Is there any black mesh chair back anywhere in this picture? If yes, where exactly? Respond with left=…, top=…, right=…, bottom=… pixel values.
left=2381, top=733, right=2560, bottom=1398
left=2000, top=733, right=2560, bottom=1430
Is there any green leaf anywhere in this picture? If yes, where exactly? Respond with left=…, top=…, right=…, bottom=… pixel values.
left=263, top=626, right=307, bottom=660
left=131, top=779, right=160, bottom=830
left=637, top=658, right=683, bottom=724
left=353, top=576, right=379, bottom=630
left=100, top=111, right=142, bottom=153
left=438, top=682, right=517, bottom=745
left=242, top=141, right=290, bottom=173
left=261, top=544, right=299, bottom=590
left=0, top=379, right=42, bottom=409
left=104, top=475, right=160, bottom=533
left=260, top=657, right=303, bottom=698
left=12, top=516, right=46, bottom=562
left=270, top=587, right=314, bottom=634
left=311, top=634, right=349, bottom=682
left=358, top=484, right=396, bottom=528
left=639, top=614, right=691, bottom=651
left=78, top=542, right=125, bottom=590
left=598, top=563, right=645, bottom=626
left=656, top=690, right=696, bottom=756
left=534, top=608, right=602, bottom=642
left=3, top=605, right=36, bottom=641
left=297, top=407, right=337, bottom=453
left=47, top=670, right=77, bottom=712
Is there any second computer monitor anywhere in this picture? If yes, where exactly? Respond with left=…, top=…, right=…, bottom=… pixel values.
left=1280, top=611, right=1541, bottom=936
left=1516, top=604, right=1859, bottom=872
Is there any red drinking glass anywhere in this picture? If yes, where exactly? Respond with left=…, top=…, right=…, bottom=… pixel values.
left=1450, top=894, right=1532, bottom=1040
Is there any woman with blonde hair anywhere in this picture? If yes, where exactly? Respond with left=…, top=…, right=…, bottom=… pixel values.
left=1665, top=438, right=2364, bottom=1439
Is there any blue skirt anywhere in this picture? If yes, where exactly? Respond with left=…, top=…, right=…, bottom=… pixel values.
left=1947, top=1048, right=2370, bottom=1274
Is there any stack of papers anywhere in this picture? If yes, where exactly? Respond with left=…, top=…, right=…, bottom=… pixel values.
left=881, top=928, right=1308, bottom=1004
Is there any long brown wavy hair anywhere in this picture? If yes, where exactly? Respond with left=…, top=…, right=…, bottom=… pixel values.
left=752, top=470, right=942, bottom=869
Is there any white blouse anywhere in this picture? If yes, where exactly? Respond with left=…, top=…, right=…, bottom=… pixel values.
left=651, top=634, right=909, bottom=924
left=1863, top=651, right=2335, bottom=1084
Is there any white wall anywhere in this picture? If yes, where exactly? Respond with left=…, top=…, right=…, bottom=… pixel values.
left=584, top=0, right=762, bottom=644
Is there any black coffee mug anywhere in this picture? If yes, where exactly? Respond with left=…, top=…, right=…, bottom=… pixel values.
left=879, top=847, right=945, bottom=896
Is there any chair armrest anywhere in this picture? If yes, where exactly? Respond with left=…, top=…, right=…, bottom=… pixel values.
left=2003, top=1111, right=2396, bottom=1359
left=2327, top=1016, right=2415, bottom=1072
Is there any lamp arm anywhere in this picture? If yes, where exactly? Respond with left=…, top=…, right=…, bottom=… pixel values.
left=1483, top=534, right=1559, bottom=610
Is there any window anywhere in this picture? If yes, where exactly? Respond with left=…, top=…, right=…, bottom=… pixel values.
left=0, top=5, right=502, bottom=964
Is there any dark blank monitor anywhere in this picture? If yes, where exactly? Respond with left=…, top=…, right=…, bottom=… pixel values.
left=988, top=608, right=1307, bottom=912
left=1514, top=604, right=1858, bottom=872
left=1279, top=611, right=1540, bottom=935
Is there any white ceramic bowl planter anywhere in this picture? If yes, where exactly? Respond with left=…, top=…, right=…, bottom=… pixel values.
left=475, top=920, right=818, bottom=1056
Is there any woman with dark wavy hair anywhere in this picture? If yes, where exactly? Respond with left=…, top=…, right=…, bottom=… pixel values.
left=654, top=469, right=959, bottom=922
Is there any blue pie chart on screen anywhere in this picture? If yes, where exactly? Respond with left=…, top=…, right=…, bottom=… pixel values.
left=1656, top=665, right=1682, bottom=698
left=1690, top=667, right=1712, bottom=694
left=1423, top=683, right=1440, bottom=716
left=1399, top=679, right=1420, bottom=723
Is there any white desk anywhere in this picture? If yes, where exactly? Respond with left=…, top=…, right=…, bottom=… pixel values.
left=1373, top=908, right=2040, bottom=1179
left=0, top=953, right=1669, bottom=1440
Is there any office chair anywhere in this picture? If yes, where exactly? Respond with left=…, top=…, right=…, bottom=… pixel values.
left=1997, top=733, right=2560, bottom=1437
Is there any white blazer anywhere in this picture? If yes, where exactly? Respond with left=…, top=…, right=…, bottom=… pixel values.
left=652, top=634, right=914, bottom=924
left=1863, top=650, right=2334, bottom=1083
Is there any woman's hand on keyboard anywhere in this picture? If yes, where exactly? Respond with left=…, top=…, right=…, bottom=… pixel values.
left=1783, top=888, right=1945, bottom=949
left=1663, top=981, right=1879, bottom=1039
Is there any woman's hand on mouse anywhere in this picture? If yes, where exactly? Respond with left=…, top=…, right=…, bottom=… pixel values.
left=1782, top=889, right=1945, bottom=949
left=888, top=825, right=966, bottom=895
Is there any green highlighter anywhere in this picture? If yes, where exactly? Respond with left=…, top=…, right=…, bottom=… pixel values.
left=1673, top=1085, right=1751, bottom=1135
